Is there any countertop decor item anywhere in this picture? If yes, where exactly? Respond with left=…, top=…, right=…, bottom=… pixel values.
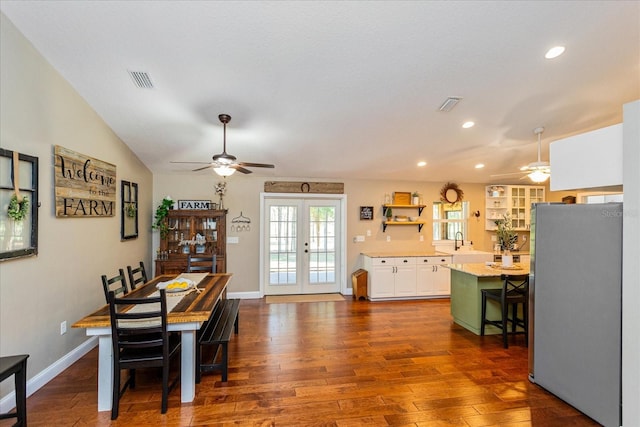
left=440, top=182, right=464, bottom=204
left=494, top=213, right=517, bottom=251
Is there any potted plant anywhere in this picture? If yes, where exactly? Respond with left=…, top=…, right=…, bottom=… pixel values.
left=412, top=191, right=420, bottom=205
left=494, top=213, right=516, bottom=252
left=385, top=207, right=393, bottom=222
left=152, top=196, right=174, bottom=238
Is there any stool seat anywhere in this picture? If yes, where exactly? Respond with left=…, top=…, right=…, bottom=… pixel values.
left=480, top=274, right=529, bottom=348
left=0, top=354, right=29, bottom=426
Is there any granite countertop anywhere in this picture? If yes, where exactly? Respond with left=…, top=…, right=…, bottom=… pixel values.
left=361, top=251, right=449, bottom=258
left=447, top=262, right=530, bottom=277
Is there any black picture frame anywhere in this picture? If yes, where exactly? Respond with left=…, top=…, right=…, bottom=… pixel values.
left=121, top=180, right=138, bottom=240
left=360, top=206, right=374, bottom=220
left=0, top=148, right=39, bottom=261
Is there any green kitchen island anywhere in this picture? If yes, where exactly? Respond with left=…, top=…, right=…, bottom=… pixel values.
left=448, top=262, right=530, bottom=335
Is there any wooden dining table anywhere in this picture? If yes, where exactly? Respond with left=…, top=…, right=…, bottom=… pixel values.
left=73, top=272, right=232, bottom=412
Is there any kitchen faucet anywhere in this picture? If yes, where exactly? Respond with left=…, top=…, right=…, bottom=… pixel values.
left=454, top=231, right=464, bottom=251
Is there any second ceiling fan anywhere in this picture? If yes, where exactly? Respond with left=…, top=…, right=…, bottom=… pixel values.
left=492, top=127, right=551, bottom=183
left=172, top=114, right=275, bottom=176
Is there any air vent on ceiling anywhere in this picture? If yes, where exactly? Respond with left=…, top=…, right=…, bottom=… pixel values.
left=438, top=96, right=462, bottom=112
left=128, top=70, right=154, bottom=89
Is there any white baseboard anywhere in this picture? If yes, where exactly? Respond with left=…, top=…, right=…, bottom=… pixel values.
left=227, top=291, right=262, bottom=299
left=0, top=337, right=97, bottom=413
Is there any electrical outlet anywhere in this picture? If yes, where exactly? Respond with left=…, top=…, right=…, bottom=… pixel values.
left=419, top=235, right=424, bottom=242
left=60, top=321, right=67, bottom=335
left=386, top=235, right=391, bottom=242
left=491, top=235, right=497, bottom=242
left=522, top=235, right=527, bottom=242
left=366, top=229, right=371, bottom=237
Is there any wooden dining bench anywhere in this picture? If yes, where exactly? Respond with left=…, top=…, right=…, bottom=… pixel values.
left=196, top=298, right=240, bottom=383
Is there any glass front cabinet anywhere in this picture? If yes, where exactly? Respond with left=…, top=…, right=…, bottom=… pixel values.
left=485, top=185, right=545, bottom=231
left=155, top=209, right=227, bottom=274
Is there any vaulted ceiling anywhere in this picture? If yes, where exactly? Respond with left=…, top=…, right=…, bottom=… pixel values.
left=1, top=1, right=638, bottom=183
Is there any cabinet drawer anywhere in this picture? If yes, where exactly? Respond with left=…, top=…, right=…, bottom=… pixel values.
left=370, top=257, right=416, bottom=266
left=416, top=256, right=451, bottom=265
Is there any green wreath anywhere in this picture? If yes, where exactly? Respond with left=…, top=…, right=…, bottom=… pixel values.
left=8, top=194, right=29, bottom=221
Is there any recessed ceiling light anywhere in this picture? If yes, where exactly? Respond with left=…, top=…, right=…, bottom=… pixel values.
left=417, top=161, right=427, bottom=167
left=545, top=46, right=565, bottom=59
left=475, top=163, right=485, bottom=169
left=462, top=121, right=475, bottom=129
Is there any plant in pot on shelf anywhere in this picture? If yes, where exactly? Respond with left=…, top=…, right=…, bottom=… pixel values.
left=385, top=207, right=393, bottom=222
left=152, top=196, right=174, bottom=238
left=494, top=213, right=517, bottom=253
left=412, top=192, right=420, bottom=205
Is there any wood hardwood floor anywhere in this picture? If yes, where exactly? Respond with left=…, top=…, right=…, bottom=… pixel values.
left=2, top=298, right=600, bottom=426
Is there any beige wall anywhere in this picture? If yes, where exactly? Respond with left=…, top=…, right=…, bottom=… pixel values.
left=153, top=176, right=505, bottom=295
left=0, top=13, right=153, bottom=396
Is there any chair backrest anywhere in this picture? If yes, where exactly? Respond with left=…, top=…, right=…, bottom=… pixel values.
left=108, top=289, right=169, bottom=368
left=187, top=254, right=217, bottom=273
left=102, top=269, right=128, bottom=303
left=501, top=274, right=529, bottom=299
left=127, top=261, right=148, bottom=291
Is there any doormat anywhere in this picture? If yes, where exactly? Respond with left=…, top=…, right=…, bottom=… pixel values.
left=265, top=294, right=346, bottom=304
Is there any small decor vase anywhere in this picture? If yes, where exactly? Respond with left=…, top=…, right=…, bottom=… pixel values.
left=502, top=250, right=513, bottom=267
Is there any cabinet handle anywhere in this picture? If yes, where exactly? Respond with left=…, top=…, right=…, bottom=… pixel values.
left=381, top=260, right=386, bottom=263
left=403, top=259, right=408, bottom=263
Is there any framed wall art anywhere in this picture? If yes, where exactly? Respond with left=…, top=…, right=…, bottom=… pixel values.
left=360, top=206, right=374, bottom=220
left=121, top=180, right=138, bottom=240
left=0, top=148, right=39, bottom=261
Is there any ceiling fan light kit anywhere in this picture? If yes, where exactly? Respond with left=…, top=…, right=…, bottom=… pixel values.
left=171, top=113, right=275, bottom=176
left=490, top=126, right=551, bottom=183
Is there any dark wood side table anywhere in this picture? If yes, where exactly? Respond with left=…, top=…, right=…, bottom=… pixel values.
left=0, top=354, right=29, bottom=426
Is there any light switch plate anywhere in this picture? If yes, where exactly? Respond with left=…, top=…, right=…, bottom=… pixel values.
left=227, top=236, right=239, bottom=244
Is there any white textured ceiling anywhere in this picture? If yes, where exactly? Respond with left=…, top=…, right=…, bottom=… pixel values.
left=1, top=1, right=639, bottom=183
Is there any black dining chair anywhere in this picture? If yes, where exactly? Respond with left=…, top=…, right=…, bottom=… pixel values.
left=187, top=254, right=217, bottom=273
left=108, top=289, right=181, bottom=419
left=127, top=261, right=148, bottom=291
left=102, top=269, right=129, bottom=303
left=480, top=274, right=529, bottom=348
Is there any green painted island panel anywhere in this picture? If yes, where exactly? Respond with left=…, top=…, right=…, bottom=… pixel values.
left=449, top=264, right=528, bottom=336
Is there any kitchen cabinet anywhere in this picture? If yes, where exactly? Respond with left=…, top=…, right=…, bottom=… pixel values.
left=364, top=256, right=416, bottom=299
left=416, top=256, right=451, bottom=297
left=485, top=185, right=545, bottom=231
left=362, top=254, right=452, bottom=300
left=155, top=209, right=227, bottom=275
left=382, top=204, right=425, bottom=232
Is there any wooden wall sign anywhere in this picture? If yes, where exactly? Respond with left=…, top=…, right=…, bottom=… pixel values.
left=178, top=200, right=214, bottom=210
left=54, top=145, right=116, bottom=217
left=264, top=181, right=344, bottom=194
left=360, top=206, right=374, bottom=220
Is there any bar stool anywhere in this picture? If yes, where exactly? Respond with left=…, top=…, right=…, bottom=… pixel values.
left=0, top=354, right=29, bottom=426
left=480, top=274, right=529, bottom=348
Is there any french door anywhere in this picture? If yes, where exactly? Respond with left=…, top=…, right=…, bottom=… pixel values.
left=263, top=197, right=342, bottom=295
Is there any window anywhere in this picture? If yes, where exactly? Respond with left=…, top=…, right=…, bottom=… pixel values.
left=432, top=201, right=468, bottom=241
left=0, top=148, right=39, bottom=260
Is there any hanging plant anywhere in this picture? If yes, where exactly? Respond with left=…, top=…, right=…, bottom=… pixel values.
left=7, top=194, right=29, bottom=221
left=152, top=196, right=174, bottom=237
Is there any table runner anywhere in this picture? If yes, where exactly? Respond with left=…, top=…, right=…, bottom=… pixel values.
left=120, top=273, right=209, bottom=326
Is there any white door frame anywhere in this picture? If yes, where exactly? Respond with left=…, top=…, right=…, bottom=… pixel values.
left=259, top=192, right=347, bottom=297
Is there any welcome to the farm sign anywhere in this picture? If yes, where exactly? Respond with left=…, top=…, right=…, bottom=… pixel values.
left=54, top=145, right=116, bottom=217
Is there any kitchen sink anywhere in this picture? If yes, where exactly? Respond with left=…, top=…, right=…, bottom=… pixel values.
left=436, top=248, right=494, bottom=264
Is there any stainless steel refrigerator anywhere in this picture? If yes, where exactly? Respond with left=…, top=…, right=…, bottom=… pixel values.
left=528, top=202, right=622, bottom=427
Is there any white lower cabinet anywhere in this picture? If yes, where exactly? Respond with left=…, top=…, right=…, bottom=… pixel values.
left=416, top=256, right=452, bottom=297
left=363, top=255, right=451, bottom=300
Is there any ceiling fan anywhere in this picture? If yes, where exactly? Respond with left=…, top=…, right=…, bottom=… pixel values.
left=171, top=114, right=275, bottom=177
left=491, top=127, right=551, bottom=183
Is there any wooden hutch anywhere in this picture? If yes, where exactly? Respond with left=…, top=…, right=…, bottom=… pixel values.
left=155, top=209, right=227, bottom=275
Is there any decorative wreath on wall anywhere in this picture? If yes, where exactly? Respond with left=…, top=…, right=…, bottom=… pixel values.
left=440, top=182, right=464, bottom=204
left=7, top=194, right=29, bottom=221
